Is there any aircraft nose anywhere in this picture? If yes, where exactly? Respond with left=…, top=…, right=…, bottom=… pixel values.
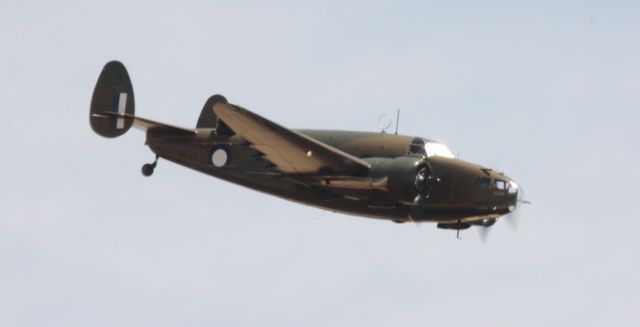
left=507, top=179, right=522, bottom=212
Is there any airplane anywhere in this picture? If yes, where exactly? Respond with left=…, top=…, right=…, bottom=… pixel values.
left=90, top=61, right=527, bottom=236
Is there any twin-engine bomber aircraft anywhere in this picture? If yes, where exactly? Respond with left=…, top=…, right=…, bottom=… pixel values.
left=90, top=61, right=527, bottom=236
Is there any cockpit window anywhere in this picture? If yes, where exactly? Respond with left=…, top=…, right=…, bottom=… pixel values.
left=409, top=138, right=426, bottom=155
left=424, top=142, right=455, bottom=158
left=494, top=179, right=507, bottom=190
left=409, top=138, right=455, bottom=158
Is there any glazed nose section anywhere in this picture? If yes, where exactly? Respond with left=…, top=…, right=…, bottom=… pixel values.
left=507, top=179, right=521, bottom=212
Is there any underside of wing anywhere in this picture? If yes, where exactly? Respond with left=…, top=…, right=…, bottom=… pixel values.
left=213, top=103, right=370, bottom=175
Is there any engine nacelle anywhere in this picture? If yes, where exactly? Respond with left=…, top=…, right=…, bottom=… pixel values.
left=364, top=156, right=431, bottom=204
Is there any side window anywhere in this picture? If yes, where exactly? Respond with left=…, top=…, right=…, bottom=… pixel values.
left=494, top=179, right=506, bottom=190
left=476, top=177, right=491, bottom=187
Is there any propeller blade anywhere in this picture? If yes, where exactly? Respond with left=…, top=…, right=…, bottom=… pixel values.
left=478, top=226, right=492, bottom=243
left=504, top=210, right=520, bottom=231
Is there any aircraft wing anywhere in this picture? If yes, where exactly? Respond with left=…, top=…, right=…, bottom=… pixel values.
left=213, top=103, right=371, bottom=175
left=92, top=111, right=195, bottom=135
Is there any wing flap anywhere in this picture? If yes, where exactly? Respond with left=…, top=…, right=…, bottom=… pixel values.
left=213, top=103, right=370, bottom=175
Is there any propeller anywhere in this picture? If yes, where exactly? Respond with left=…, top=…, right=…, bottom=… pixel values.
left=504, top=208, right=521, bottom=231
left=410, top=162, right=439, bottom=219
left=478, top=225, right=491, bottom=243
left=413, top=165, right=430, bottom=202
left=505, top=185, right=530, bottom=231
left=478, top=185, right=530, bottom=242
left=476, top=217, right=497, bottom=243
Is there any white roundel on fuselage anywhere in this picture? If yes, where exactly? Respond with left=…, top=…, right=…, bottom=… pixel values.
left=211, top=148, right=229, bottom=167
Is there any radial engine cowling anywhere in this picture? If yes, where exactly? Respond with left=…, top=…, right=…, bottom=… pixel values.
left=364, top=156, right=433, bottom=204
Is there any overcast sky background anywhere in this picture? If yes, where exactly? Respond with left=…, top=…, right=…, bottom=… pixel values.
left=1, top=1, right=639, bottom=326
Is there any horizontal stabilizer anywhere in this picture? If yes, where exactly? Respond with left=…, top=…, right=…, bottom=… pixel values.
left=93, top=111, right=195, bottom=136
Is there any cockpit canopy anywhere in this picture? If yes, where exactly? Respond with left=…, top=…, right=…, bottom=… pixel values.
left=409, top=137, right=455, bottom=158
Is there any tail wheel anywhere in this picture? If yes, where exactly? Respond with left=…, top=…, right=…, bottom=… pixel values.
left=141, top=155, right=159, bottom=177
left=141, top=163, right=155, bottom=177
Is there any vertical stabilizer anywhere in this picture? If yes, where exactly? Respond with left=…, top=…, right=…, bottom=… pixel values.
left=196, top=94, right=233, bottom=135
left=90, top=61, right=135, bottom=138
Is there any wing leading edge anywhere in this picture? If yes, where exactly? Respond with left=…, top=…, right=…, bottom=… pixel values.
left=213, top=103, right=371, bottom=175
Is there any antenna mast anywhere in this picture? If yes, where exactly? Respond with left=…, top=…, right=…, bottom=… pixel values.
left=394, top=109, right=400, bottom=135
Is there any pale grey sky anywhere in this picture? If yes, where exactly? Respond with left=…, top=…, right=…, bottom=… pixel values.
left=1, top=1, right=639, bottom=326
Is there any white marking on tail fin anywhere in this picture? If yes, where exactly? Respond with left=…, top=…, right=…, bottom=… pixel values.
left=116, top=93, right=127, bottom=129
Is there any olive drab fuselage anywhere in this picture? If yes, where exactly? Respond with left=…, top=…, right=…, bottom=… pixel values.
left=146, top=129, right=518, bottom=224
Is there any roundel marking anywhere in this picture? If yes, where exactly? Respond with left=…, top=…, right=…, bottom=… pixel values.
left=212, top=149, right=228, bottom=167
left=209, top=144, right=231, bottom=168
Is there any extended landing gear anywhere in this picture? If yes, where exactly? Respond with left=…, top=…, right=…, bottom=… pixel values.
left=141, top=155, right=159, bottom=177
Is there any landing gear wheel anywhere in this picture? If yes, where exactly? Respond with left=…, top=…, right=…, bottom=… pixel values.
left=141, top=163, right=155, bottom=177
left=141, top=155, right=159, bottom=177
